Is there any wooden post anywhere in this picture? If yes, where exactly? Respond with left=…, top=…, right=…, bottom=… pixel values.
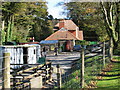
left=13, top=75, right=16, bottom=89
left=103, top=42, right=105, bottom=67
left=80, top=48, right=85, bottom=88
left=2, top=53, right=10, bottom=88
left=48, top=63, right=52, bottom=81
left=57, top=64, right=61, bottom=88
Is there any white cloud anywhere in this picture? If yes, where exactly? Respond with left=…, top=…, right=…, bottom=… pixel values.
left=47, top=6, right=66, bottom=19
left=46, top=0, right=66, bottom=19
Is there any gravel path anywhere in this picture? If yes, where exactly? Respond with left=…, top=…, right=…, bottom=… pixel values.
left=46, top=52, right=80, bottom=72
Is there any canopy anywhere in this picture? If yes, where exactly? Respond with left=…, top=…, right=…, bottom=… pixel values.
left=40, top=40, right=58, bottom=44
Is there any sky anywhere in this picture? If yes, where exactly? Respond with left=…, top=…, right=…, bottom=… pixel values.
left=46, top=0, right=67, bottom=19
left=45, top=0, right=118, bottom=19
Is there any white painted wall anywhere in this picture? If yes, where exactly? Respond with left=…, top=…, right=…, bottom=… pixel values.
left=0, top=45, right=41, bottom=69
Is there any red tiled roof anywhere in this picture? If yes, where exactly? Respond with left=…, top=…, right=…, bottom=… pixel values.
left=55, top=20, right=78, bottom=30
left=46, top=20, right=83, bottom=41
left=45, top=29, right=80, bottom=40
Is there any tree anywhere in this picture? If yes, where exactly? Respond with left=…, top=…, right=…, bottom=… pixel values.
left=48, top=15, right=54, bottom=20
left=27, top=2, right=53, bottom=41
left=63, top=2, right=108, bottom=41
left=100, top=2, right=119, bottom=47
left=1, top=2, right=53, bottom=43
left=2, top=2, right=28, bottom=43
left=100, top=1, right=120, bottom=58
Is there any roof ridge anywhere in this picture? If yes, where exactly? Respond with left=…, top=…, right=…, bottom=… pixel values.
left=55, top=20, right=78, bottom=30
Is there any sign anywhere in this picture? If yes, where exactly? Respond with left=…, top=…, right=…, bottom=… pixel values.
left=76, top=40, right=89, bottom=45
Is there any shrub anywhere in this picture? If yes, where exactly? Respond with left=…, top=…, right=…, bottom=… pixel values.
left=113, top=43, right=120, bottom=55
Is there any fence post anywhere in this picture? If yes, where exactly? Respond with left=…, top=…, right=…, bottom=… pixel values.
left=103, top=42, right=105, bottom=67
left=48, top=63, right=52, bottom=81
left=57, top=64, right=61, bottom=88
left=2, top=53, right=10, bottom=88
left=80, top=48, right=85, bottom=88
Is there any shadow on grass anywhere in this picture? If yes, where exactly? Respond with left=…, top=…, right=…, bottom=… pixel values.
left=95, top=87, right=120, bottom=90
left=95, top=77, right=120, bottom=81
left=111, top=60, right=120, bottom=63
left=97, top=74, right=120, bottom=77
left=102, top=69, right=120, bottom=72
left=91, top=73, right=120, bottom=77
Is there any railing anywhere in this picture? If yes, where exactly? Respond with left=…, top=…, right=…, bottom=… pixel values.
left=0, top=51, right=53, bottom=89
left=10, top=62, right=52, bottom=89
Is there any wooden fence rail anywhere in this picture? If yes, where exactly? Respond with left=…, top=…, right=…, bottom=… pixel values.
left=80, top=41, right=110, bottom=88
left=1, top=55, right=53, bottom=89
left=10, top=62, right=53, bottom=89
left=59, top=41, right=111, bottom=89
left=1, top=41, right=111, bottom=89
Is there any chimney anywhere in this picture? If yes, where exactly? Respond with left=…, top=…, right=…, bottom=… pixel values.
left=59, top=19, right=65, bottom=29
left=76, top=27, right=79, bottom=39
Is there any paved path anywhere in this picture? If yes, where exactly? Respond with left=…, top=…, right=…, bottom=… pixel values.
left=46, top=52, right=80, bottom=72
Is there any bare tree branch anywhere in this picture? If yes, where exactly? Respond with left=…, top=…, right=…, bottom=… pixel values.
left=110, top=4, right=113, bottom=27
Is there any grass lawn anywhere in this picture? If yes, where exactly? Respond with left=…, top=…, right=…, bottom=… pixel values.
left=113, top=56, right=120, bottom=61
left=62, top=56, right=120, bottom=89
left=96, top=56, right=120, bottom=89
left=62, top=56, right=103, bottom=89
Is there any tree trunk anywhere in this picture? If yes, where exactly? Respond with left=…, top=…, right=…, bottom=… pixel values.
left=109, top=38, right=113, bottom=61
left=0, top=21, right=5, bottom=45
left=9, top=15, right=14, bottom=41
left=5, top=15, right=14, bottom=42
left=6, top=21, right=11, bottom=42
